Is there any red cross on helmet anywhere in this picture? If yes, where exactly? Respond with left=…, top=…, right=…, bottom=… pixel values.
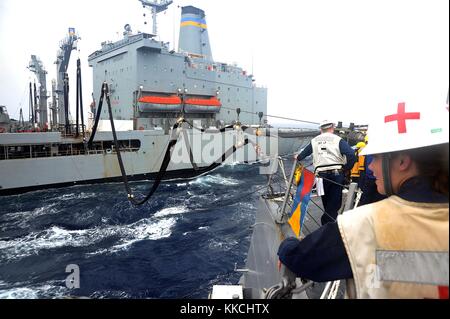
left=361, top=98, right=449, bottom=156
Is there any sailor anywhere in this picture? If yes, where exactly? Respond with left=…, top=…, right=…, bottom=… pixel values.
left=350, top=141, right=367, bottom=186
left=296, top=120, right=356, bottom=225
left=279, top=99, right=449, bottom=298
left=358, top=135, right=387, bottom=206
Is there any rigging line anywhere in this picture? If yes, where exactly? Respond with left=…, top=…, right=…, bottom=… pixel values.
left=181, top=120, right=252, bottom=172
left=183, top=118, right=262, bottom=143
left=317, top=175, right=350, bottom=190
left=221, top=106, right=320, bottom=125
left=183, top=118, right=305, bottom=142
left=12, top=82, right=30, bottom=119
left=301, top=223, right=312, bottom=236
left=305, top=208, right=322, bottom=228
left=264, top=114, right=320, bottom=126
left=309, top=197, right=337, bottom=223
left=183, top=118, right=234, bottom=133
left=308, top=196, right=326, bottom=214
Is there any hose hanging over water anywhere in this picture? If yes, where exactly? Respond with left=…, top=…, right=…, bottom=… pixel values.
left=29, top=82, right=34, bottom=125
left=91, top=82, right=252, bottom=206
left=87, top=83, right=106, bottom=146
left=183, top=118, right=234, bottom=134
left=63, top=75, right=70, bottom=135
left=75, top=59, right=85, bottom=138
left=101, top=82, right=180, bottom=206
left=180, top=126, right=250, bottom=172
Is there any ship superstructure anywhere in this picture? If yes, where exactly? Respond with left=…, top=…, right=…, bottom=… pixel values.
left=0, top=2, right=317, bottom=196
left=88, top=5, right=267, bottom=132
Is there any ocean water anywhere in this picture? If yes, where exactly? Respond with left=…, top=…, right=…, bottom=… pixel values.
left=0, top=163, right=269, bottom=299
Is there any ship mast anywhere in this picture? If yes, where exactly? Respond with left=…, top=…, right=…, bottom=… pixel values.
left=55, top=28, right=78, bottom=131
left=28, top=55, right=48, bottom=129
left=139, top=0, right=173, bottom=35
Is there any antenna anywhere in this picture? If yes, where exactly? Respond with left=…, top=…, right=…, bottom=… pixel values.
left=139, top=0, right=173, bottom=35
left=172, top=4, right=176, bottom=51
left=251, top=52, right=254, bottom=76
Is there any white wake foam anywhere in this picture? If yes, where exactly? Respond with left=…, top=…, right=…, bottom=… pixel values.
left=0, top=281, right=69, bottom=299
left=58, top=192, right=98, bottom=201
left=1, top=203, right=60, bottom=226
left=189, top=175, right=240, bottom=187
left=0, top=214, right=179, bottom=261
left=207, top=238, right=239, bottom=252
left=153, top=206, right=189, bottom=218
left=0, top=226, right=101, bottom=261
left=106, top=217, right=176, bottom=254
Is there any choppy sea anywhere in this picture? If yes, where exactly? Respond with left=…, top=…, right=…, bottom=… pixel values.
left=0, top=163, right=270, bottom=299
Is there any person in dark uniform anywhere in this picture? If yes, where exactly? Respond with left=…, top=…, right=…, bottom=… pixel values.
left=279, top=100, right=449, bottom=299
left=297, top=120, right=356, bottom=225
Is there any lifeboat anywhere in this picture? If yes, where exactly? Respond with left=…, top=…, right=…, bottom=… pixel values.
left=184, top=97, right=222, bottom=113
left=138, top=95, right=182, bottom=113
left=138, top=95, right=222, bottom=113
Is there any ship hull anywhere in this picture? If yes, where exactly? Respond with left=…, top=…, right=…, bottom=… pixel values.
left=0, top=129, right=315, bottom=196
left=0, top=166, right=213, bottom=196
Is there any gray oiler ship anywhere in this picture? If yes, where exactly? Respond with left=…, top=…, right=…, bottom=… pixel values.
left=0, top=1, right=318, bottom=196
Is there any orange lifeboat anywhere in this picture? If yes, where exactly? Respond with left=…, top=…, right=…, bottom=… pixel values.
left=138, top=95, right=182, bottom=113
left=138, top=95, right=222, bottom=113
left=184, top=97, right=222, bottom=113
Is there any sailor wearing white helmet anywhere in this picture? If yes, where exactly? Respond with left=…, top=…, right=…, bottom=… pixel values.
left=296, top=120, right=356, bottom=225
left=279, top=97, right=449, bottom=299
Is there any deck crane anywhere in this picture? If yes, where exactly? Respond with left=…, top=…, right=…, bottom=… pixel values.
left=28, top=55, right=48, bottom=129
left=55, top=28, right=79, bottom=132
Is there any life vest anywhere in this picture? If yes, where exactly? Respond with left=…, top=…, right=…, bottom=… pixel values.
left=337, top=196, right=449, bottom=299
left=350, top=150, right=366, bottom=178
left=311, top=133, right=346, bottom=173
left=358, top=155, right=365, bottom=173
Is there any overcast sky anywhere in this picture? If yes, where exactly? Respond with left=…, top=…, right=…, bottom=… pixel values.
left=0, top=0, right=448, bottom=126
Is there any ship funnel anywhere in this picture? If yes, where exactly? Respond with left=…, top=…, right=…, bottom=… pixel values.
left=178, top=6, right=213, bottom=61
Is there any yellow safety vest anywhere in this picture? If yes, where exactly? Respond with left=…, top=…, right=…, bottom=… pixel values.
left=338, top=196, right=449, bottom=299
left=358, top=155, right=365, bottom=173
left=350, top=150, right=365, bottom=178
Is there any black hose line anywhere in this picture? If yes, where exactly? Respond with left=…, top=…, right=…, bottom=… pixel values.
left=94, top=82, right=254, bottom=207
left=87, top=82, right=106, bottom=146
left=76, top=59, right=85, bottom=138
left=183, top=119, right=234, bottom=133
left=104, top=82, right=181, bottom=206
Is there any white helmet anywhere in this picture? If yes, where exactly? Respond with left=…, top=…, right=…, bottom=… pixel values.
left=320, top=120, right=335, bottom=130
left=361, top=99, right=449, bottom=156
